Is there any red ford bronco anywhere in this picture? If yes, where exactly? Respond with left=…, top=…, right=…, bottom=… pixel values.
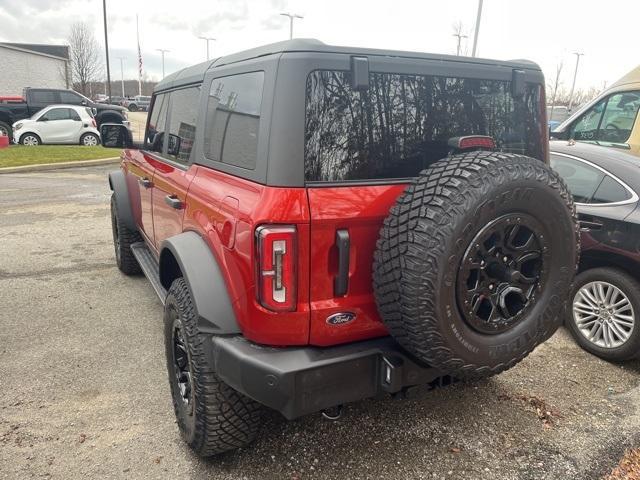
left=101, top=39, right=578, bottom=456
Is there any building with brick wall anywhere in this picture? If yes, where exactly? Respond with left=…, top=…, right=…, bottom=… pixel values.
left=0, top=43, right=70, bottom=96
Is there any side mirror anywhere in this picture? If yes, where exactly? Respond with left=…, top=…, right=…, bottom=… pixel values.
left=81, top=100, right=87, bottom=106
left=100, top=123, right=133, bottom=149
left=38, top=117, right=49, bottom=122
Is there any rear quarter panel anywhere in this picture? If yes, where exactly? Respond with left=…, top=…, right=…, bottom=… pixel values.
left=183, top=167, right=311, bottom=346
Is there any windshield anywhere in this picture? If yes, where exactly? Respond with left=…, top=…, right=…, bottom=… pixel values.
left=305, top=70, right=544, bottom=182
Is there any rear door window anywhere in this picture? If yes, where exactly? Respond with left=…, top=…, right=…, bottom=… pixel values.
left=204, top=71, right=264, bottom=170
left=30, top=90, right=58, bottom=103
left=550, top=154, right=604, bottom=203
left=591, top=175, right=632, bottom=204
left=305, top=70, right=543, bottom=182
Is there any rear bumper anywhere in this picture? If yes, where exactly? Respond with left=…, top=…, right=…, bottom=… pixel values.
left=211, top=336, right=448, bottom=419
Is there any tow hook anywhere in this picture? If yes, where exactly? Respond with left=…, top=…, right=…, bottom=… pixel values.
left=321, top=405, right=343, bottom=421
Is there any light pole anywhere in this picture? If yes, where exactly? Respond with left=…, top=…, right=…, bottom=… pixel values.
left=279, top=13, right=303, bottom=40
left=102, top=0, right=112, bottom=99
left=198, top=36, right=216, bottom=60
left=568, top=52, right=584, bottom=112
left=453, top=32, right=468, bottom=56
left=116, top=57, right=126, bottom=97
left=156, top=49, right=169, bottom=78
left=471, top=0, right=483, bottom=57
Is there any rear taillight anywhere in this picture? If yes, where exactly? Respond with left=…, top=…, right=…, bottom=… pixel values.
left=91, top=119, right=97, bottom=128
left=448, top=135, right=496, bottom=150
left=255, top=225, right=297, bottom=311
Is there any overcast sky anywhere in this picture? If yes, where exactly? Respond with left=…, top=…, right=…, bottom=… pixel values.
left=0, top=0, right=636, bottom=92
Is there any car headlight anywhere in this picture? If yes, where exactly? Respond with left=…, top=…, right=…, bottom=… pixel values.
left=14, top=123, right=23, bottom=130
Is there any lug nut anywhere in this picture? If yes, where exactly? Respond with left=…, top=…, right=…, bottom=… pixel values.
left=489, top=284, right=494, bottom=290
left=503, top=256, right=508, bottom=262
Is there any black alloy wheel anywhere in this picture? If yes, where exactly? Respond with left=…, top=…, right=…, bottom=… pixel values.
left=457, top=213, right=546, bottom=335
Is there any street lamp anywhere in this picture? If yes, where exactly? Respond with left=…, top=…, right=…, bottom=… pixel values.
left=471, top=0, right=483, bottom=57
left=116, top=57, right=126, bottom=97
left=102, top=0, right=112, bottom=99
left=568, top=52, right=585, bottom=112
left=198, top=36, right=216, bottom=60
left=279, top=12, right=303, bottom=40
left=156, top=49, right=169, bottom=78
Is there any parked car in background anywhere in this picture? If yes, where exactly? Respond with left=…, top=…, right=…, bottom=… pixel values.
left=550, top=140, right=640, bottom=361
left=12, top=104, right=100, bottom=146
left=0, top=87, right=128, bottom=140
left=106, top=96, right=126, bottom=106
left=552, top=65, right=640, bottom=156
left=122, top=95, right=150, bottom=111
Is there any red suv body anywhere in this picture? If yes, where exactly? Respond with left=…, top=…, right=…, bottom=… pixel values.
left=103, top=40, right=570, bottom=457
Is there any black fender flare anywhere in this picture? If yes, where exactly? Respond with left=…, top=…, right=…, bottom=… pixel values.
left=108, top=170, right=136, bottom=231
left=160, top=232, right=241, bottom=335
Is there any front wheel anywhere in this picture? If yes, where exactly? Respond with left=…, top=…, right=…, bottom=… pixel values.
left=20, top=133, right=40, bottom=146
left=164, top=278, right=264, bottom=457
left=128, top=104, right=138, bottom=112
left=0, top=121, right=11, bottom=140
left=566, top=267, right=640, bottom=361
left=80, top=133, right=99, bottom=146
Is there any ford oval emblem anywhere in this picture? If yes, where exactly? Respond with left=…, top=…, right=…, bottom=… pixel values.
left=326, top=312, right=356, bottom=325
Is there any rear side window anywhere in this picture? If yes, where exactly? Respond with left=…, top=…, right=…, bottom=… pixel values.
left=165, top=86, right=200, bottom=164
left=204, top=71, right=264, bottom=170
left=591, top=175, right=632, bottom=204
left=145, top=93, right=169, bottom=153
left=305, top=71, right=543, bottom=182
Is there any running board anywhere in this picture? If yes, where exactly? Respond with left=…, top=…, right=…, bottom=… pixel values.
left=130, top=242, right=167, bottom=304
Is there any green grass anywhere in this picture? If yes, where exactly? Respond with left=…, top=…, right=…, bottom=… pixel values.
left=0, top=145, right=118, bottom=168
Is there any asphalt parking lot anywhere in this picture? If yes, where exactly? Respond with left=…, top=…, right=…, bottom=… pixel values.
left=1, top=165, right=640, bottom=480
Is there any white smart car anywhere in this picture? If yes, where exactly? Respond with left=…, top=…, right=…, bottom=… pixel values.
left=12, top=105, right=100, bottom=146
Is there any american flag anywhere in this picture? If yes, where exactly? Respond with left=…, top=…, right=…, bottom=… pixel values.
left=136, top=14, right=143, bottom=80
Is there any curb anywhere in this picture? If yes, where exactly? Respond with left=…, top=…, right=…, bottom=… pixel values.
left=0, top=157, right=121, bottom=174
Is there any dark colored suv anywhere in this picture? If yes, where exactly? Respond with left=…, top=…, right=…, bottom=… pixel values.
left=102, top=39, right=578, bottom=456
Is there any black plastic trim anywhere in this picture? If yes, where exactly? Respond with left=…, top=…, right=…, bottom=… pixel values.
left=159, top=232, right=241, bottom=335
left=211, top=335, right=445, bottom=419
left=334, top=229, right=350, bottom=296
left=107, top=170, right=136, bottom=231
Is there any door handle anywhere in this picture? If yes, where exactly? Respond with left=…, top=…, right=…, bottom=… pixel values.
left=578, top=215, right=603, bottom=231
left=164, top=194, right=183, bottom=210
left=334, top=229, right=350, bottom=297
left=138, top=177, right=153, bottom=189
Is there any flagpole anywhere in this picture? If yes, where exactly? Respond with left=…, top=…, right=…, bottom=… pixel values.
left=136, top=14, right=142, bottom=96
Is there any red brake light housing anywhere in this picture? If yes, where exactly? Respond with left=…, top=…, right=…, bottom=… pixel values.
left=448, top=135, right=496, bottom=151
left=255, top=225, right=297, bottom=312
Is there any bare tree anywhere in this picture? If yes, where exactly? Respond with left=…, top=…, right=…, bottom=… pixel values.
left=452, top=21, right=468, bottom=56
left=547, top=61, right=563, bottom=121
left=68, top=22, right=103, bottom=96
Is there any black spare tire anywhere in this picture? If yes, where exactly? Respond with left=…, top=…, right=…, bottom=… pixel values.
left=374, top=151, right=578, bottom=378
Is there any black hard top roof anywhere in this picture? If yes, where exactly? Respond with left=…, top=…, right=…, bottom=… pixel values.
left=155, top=38, right=541, bottom=92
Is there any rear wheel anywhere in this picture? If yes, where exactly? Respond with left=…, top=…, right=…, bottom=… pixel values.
left=80, top=133, right=99, bottom=146
left=20, top=133, right=40, bottom=146
left=374, top=151, right=578, bottom=378
left=128, top=104, right=138, bottom=112
left=164, top=278, right=264, bottom=457
left=110, top=195, right=142, bottom=275
left=566, top=268, right=640, bottom=361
